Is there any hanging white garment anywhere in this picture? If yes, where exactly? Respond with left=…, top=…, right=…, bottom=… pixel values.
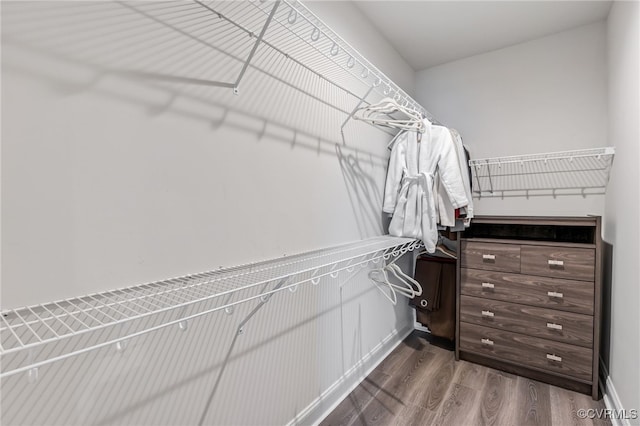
left=382, top=129, right=423, bottom=239
left=383, top=119, right=469, bottom=252
left=451, top=129, right=474, bottom=223
left=434, top=128, right=474, bottom=227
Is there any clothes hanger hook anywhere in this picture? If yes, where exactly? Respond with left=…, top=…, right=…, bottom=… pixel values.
left=311, top=26, right=320, bottom=42
left=287, top=8, right=297, bottom=24
left=330, top=42, right=339, bottom=56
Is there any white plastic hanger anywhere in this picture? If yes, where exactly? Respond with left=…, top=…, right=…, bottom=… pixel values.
left=386, top=263, right=423, bottom=297
left=354, top=97, right=425, bottom=133
left=383, top=264, right=418, bottom=298
left=368, top=269, right=398, bottom=305
left=367, top=255, right=423, bottom=305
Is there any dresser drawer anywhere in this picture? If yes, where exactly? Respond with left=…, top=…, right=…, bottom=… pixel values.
left=460, top=322, right=592, bottom=381
left=461, top=241, right=520, bottom=273
left=521, top=246, right=595, bottom=281
left=461, top=268, right=594, bottom=314
left=460, top=295, right=593, bottom=348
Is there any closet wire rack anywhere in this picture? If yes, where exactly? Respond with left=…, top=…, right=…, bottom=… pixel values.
left=0, top=236, right=422, bottom=379
left=1, top=0, right=436, bottom=138
left=470, top=147, right=615, bottom=197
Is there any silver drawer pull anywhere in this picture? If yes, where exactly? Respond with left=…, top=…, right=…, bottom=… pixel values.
left=482, top=254, right=496, bottom=260
left=481, top=310, right=495, bottom=318
left=546, top=353, right=562, bottom=362
left=547, top=291, right=564, bottom=298
left=547, top=322, right=563, bottom=330
left=481, top=338, right=494, bottom=346
left=548, top=259, right=564, bottom=266
left=481, top=282, right=495, bottom=289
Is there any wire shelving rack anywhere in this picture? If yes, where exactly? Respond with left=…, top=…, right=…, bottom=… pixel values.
left=469, top=147, right=615, bottom=197
left=1, top=0, right=436, bottom=138
left=0, top=236, right=422, bottom=380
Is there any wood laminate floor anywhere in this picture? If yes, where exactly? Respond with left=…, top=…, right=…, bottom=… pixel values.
left=321, top=331, right=609, bottom=426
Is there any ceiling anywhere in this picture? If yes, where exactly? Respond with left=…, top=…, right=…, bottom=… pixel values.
left=352, top=1, right=613, bottom=70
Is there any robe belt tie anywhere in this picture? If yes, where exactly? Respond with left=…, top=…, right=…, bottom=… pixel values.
left=396, top=171, right=436, bottom=240
left=400, top=172, right=433, bottom=192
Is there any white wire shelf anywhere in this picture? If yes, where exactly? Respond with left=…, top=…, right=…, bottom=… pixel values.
left=271, top=0, right=429, bottom=118
left=0, top=236, right=422, bottom=379
left=2, top=1, right=435, bottom=139
left=469, top=147, right=615, bottom=197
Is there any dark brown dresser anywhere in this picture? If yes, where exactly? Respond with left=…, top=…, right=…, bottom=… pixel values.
left=456, top=216, right=602, bottom=399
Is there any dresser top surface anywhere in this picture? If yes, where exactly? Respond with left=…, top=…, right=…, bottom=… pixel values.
left=471, top=216, right=600, bottom=227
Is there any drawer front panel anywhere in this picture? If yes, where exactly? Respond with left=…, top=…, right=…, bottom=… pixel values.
left=521, top=246, right=595, bottom=282
left=460, top=322, right=592, bottom=381
left=461, top=241, right=521, bottom=273
left=461, top=268, right=594, bottom=314
left=460, top=295, right=593, bottom=348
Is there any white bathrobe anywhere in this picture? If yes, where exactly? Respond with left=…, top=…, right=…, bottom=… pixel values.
left=383, top=119, right=469, bottom=252
left=435, top=128, right=474, bottom=227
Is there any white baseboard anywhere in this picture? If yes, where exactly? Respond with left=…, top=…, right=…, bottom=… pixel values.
left=287, top=326, right=414, bottom=426
left=600, top=360, right=636, bottom=426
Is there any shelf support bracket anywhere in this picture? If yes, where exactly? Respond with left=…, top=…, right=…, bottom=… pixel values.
left=486, top=159, right=494, bottom=194
left=233, top=0, right=281, bottom=92
left=473, top=163, right=483, bottom=195
left=341, top=86, right=374, bottom=145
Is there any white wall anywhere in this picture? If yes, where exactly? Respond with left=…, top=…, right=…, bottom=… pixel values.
left=414, top=22, right=608, bottom=217
left=0, top=2, right=415, bottom=425
left=605, top=0, right=640, bottom=412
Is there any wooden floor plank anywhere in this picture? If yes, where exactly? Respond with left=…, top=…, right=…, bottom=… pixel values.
left=320, top=369, right=391, bottom=426
left=414, top=348, right=456, bottom=411
left=516, top=376, right=553, bottom=426
left=431, top=383, right=478, bottom=425
left=376, top=333, right=429, bottom=375
left=451, top=358, right=490, bottom=391
left=396, top=403, right=438, bottom=426
left=549, top=385, right=609, bottom=426
left=352, top=348, right=436, bottom=425
left=322, top=331, right=611, bottom=426
left=477, top=371, right=516, bottom=426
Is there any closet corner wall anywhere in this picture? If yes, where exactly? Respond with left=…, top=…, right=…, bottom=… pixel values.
left=413, top=20, right=615, bottom=401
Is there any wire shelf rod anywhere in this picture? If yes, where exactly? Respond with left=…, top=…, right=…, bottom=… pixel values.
left=108, top=290, right=160, bottom=314
left=3, top=1, right=435, bottom=133
left=469, top=147, right=615, bottom=195
left=37, top=304, right=77, bottom=336
left=0, top=238, right=419, bottom=356
left=198, top=0, right=368, bottom=104
left=472, top=184, right=609, bottom=194
left=250, top=1, right=371, bottom=94
left=1, top=314, right=26, bottom=348
left=469, top=147, right=615, bottom=167
left=281, top=0, right=423, bottom=115
left=0, top=238, right=423, bottom=378
left=472, top=165, right=612, bottom=177
left=51, top=301, right=95, bottom=330
left=24, top=307, right=60, bottom=340
left=83, top=294, right=130, bottom=322
left=64, top=298, right=113, bottom=326
left=1, top=235, right=388, bottom=335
